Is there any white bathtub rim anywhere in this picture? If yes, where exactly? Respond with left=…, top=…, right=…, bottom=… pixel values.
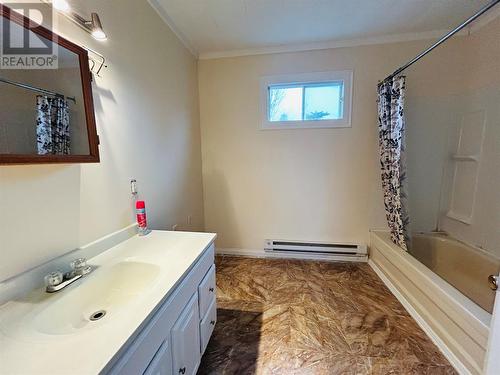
left=369, top=231, right=490, bottom=375
left=368, top=259, right=472, bottom=375
left=370, top=230, right=491, bottom=331
left=370, top=231, right=490, bottom=339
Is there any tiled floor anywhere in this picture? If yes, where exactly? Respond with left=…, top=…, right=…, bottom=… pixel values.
left=198, top=256, right=456, bottom=375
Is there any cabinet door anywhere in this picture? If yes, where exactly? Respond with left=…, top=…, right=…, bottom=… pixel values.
left=171, top=293, right=201, bottom=375
left=143, top=340, right=172, bottom=375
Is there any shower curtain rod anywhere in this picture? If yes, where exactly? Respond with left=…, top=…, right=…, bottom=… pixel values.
left=379, top=0, right=500, bottom=85
left=0, top=76, right=76, bottom=103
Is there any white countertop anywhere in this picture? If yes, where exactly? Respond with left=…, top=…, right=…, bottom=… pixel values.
left=0, top=230, right=216, bottom=375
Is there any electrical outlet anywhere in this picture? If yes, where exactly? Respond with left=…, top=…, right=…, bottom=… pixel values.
left=172, top=224, right=178, bottom=231
left=187, top=215, right=192, bottom=225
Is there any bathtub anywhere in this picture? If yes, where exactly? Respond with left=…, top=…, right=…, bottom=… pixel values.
left=410, top=233, right=500, bottom=313
left=369, top=230, right=495, bottom=375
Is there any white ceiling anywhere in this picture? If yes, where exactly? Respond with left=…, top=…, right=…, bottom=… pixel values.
left=149, top=0, right=492, bottom=59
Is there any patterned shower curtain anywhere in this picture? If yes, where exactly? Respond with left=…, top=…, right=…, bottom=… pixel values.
left=36, top=95, right=70, bottom=155
left=377, top=76, right=410, bottom=250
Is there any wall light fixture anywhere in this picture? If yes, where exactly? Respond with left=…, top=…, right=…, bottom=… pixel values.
left=50, top=0, right=107, bottom=41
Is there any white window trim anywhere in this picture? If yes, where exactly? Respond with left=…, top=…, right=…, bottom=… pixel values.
left=260, top=70, right=353, bottom=130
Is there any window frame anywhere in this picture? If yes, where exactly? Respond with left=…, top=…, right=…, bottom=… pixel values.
left=260, top=70, right=353, bottom=130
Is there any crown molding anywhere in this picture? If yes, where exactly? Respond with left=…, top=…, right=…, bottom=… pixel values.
left=198, top=29, right=456, bottom=60
left=147, top=0, right=198, bottom=58
left=145, top=0, right=495, bottom=62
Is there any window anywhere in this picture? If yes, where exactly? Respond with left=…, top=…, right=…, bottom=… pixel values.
left=269, top=82, right=343, bottom=122
left=261, top=70, right=352, bottom=129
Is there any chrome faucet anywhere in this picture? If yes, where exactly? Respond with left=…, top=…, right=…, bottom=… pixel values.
left=44, top=258, right=93, bottom=293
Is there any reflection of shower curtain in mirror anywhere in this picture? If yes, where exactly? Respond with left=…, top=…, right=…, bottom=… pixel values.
left=36, top=96, right=70, bottom=155
left=377, top=76, right=410, bottom=250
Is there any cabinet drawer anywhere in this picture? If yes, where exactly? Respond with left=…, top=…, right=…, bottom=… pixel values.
left=198, top=264, right=216, bottom=319
left=199, top=296, right=217, bottom=354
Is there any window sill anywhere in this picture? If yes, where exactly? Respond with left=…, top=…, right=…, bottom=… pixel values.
left=261, top=119, right=351, bottom=130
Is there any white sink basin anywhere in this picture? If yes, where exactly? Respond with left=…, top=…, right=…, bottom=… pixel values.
left=0, top=230, right=218, bottom=375
left=31, top=261, right=160, bottom=335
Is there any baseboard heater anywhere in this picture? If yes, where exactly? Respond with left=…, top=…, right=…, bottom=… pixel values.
left=264, top=239, right=367, bottom=261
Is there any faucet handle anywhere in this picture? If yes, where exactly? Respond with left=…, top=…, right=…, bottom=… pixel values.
left=70, top=257, right=92, bottom=276
left=44, top=270, right=64, bottom=287
left=70, top=257, right=87, bottom=271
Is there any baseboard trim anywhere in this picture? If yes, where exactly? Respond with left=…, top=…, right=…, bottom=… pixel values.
left=217, top=247, right=367, bottom=262
left=368, top=259, right=470, bottom=375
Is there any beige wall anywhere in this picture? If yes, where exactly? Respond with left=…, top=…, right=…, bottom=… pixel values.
left=198, top=40, right=436, bottom=251
left=438, top=17, right=500, bottom=256
left=404, top=16, right=500, bottom=257
left=0, top=0, right=204, bottom=282
left=404, top=33, right=472, bottom=234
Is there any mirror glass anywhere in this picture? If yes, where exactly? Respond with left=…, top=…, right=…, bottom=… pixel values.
left=0, top=7, right=97, bottom=162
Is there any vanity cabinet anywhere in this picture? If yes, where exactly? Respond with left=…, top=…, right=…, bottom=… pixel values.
left=106, top=244, right=216, bottom=375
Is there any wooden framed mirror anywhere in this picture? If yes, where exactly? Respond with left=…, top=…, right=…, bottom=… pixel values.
left=0, top=4, right=99, bottom=164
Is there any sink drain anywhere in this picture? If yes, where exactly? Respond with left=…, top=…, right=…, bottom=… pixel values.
left=89, top=310, right=106, bottom=321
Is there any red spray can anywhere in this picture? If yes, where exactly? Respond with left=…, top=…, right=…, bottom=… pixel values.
left=135, top=200, right=150, bottom=235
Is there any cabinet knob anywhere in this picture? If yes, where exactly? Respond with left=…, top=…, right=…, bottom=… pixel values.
left=179, top=367, right=186, bottom=374
left=489, top=275, right=499, bottom=291
left=210, top=320, right=216, bottom=325
left=209, top=287, right=214, bottom=292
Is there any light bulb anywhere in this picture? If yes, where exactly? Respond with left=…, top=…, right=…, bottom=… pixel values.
left=90, top=13, right=107, bottom=40
left=91, top=29, right=106, bottom=40
left=53, top=0, right=70, bottom=12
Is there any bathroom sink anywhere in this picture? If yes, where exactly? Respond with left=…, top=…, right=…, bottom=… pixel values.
left=32, top=261, right=160, bottom=335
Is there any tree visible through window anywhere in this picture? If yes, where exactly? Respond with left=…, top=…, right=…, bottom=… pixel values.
left=261, top=70, right=352, bottom=129
left=268, top=82, right=343, bottom=122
